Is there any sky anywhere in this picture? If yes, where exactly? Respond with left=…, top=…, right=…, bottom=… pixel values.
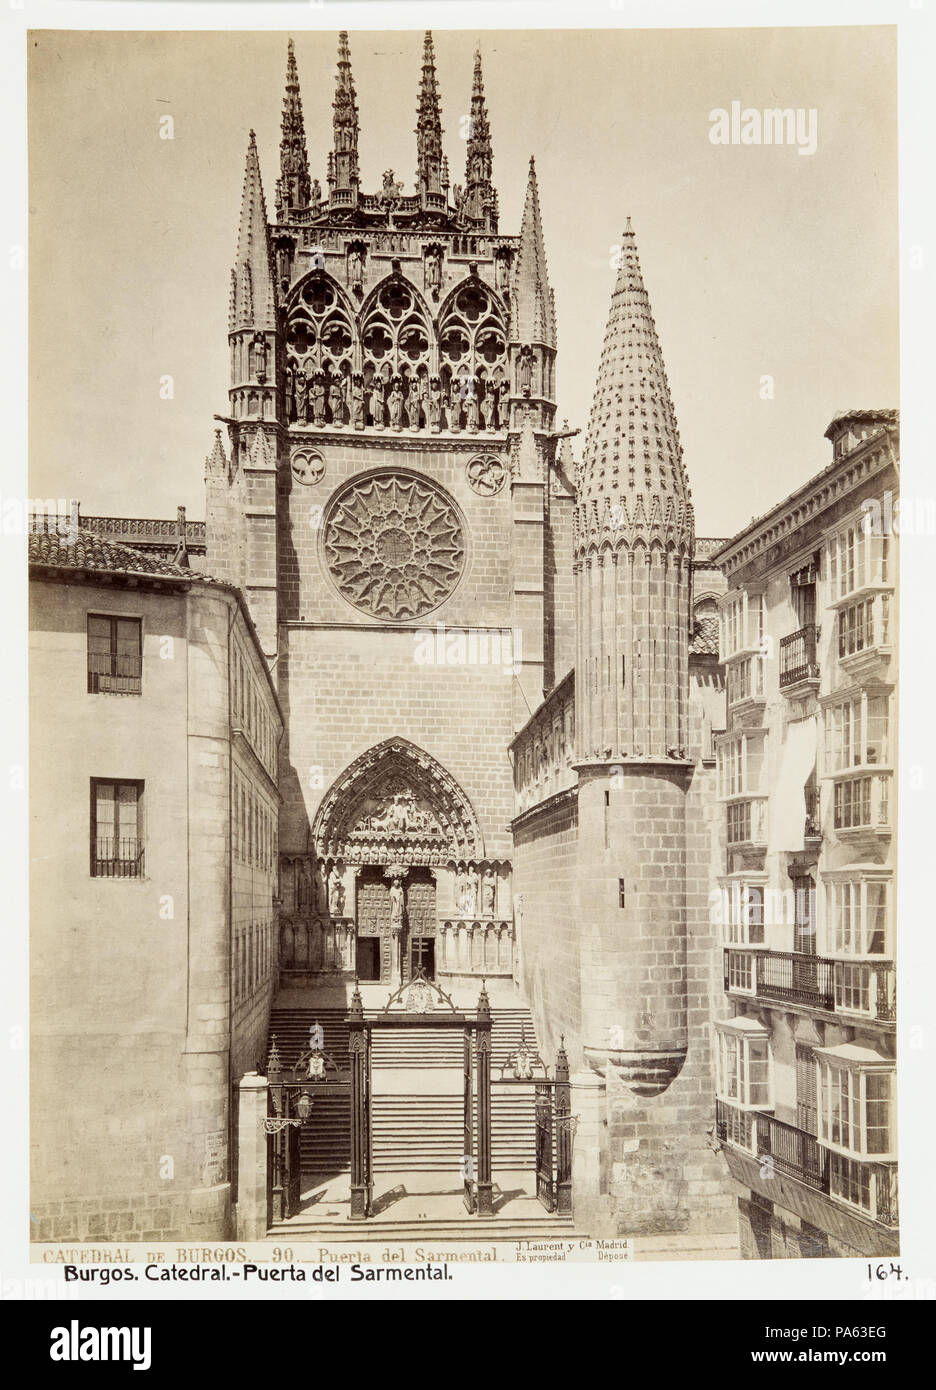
left=27, top=25, right=898, bottom=538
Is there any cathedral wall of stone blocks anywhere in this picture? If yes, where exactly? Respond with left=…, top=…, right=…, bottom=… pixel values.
left=511, top=791, right=582, bottom=1059
left=545, top=491, right=576, bottom=691
left=276, top=440, right=513, bottom=629
left=277, top=626, right=515, bottom=861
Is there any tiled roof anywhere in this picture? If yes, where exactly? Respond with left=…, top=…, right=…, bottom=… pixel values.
left=823, top=408, right=898, bottom=440
left=28, top=529, right=219, bottom=583
left=690, top=615, right=719, bottom=657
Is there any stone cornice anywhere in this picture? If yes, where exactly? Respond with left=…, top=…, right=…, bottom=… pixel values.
left=510, top=784, right=578, bottom=832
left=286, top=427, right=508, bottom=453
left=712, top=427, right=899, bottom=577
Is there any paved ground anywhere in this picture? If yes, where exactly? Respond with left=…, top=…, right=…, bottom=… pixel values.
left=289, top=1169, right=544, bottom=1224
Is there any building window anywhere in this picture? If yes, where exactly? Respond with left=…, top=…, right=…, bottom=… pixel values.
left=827, top=520, right=890, bottom=602
left=726, top=950, right=755, bottom=993
left=719, top=879, right=766, bottom=946
left=837, top=598, right=875, bottom=659
left=717, top=731, right=766, bottom=799
left=87, top=615, right=142, bottom=695
left=726, top=654, right=765, bottom=706
left=816, top=1055, right=894, bottom=1158
left=725, top=799, right=767, bottom=848
left=824, top=875, right=889, bottom=956
left=715, top=1021, right=772, bottom=1109
left=91, top=779, right=144, bottom=877
left=829, top=1153, right=872, bottom=1213
left=832, top=774, right=888, bottom=830
left=720, top=591, right=764, bottom=661
left=824, top=693, right=890, bottom=773
left=833, top=961, right=871, bottom=1016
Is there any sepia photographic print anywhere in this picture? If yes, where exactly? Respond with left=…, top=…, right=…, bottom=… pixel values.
left=7, top=1, right=933, bottom=1329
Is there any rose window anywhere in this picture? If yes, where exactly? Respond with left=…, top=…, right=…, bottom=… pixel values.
left=323, top=474, right=465, bottom=621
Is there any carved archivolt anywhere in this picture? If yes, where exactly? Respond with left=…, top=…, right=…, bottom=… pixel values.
left=312, top=737, right=483, bottom=865
left=322, top=472, right=465, bottom=621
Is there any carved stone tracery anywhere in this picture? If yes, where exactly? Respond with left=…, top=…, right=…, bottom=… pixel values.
left=322, top=472, right=465, bottom=621
left=312, top=737, right=483, bottom=867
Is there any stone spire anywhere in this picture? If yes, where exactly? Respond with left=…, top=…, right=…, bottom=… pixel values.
left=229, top=131, right=275, bottom=334
left=465, top=48, right=494, bottom=226
left=330, top=30, right=360, bottom=200
left=512, top=157, right=556, bottom=349
left=577, top=219, right=691, bottom=549
left=574, top=217, right=693, bottom=765
left=204, top=429, right=228, bottom=480
left=278, top=38, right=311, bottom=215
left=415, top=30, right=444, bottom=203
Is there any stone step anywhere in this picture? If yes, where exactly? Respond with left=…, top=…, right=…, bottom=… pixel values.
left=267, top=1216, right=578, bottom=1241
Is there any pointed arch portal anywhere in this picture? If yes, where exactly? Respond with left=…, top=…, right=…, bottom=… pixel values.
left=311, top=738, right=485, bottom=867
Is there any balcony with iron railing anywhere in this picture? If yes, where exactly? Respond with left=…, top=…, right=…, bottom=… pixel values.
left=779, top=624, right=820, bottom=691
left=724, top=948, right=896, bottom=1022
left=92, top=837, right=145, bottom=879
left=715, top=1101, right=899, bottom=1228
left=87, top=651, right=142, bottom=696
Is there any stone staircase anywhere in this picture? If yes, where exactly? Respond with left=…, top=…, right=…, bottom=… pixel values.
left=266, top=1003, right=541, bottom=1176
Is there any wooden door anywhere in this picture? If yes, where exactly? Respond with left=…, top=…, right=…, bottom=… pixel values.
left=356, top=870, right=392, bottom=983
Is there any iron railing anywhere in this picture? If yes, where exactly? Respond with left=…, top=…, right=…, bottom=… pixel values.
left=93, top=838, right=144, bottom=878
left=724, top=949, right=896, bottom=1021
left=757, top=950, right=835, bottom=1010
left=87, top=652, right=142, bottom=695
left=779, top=624, right=820, bottom=687
left=756, top=1112, right=829, bottom=1192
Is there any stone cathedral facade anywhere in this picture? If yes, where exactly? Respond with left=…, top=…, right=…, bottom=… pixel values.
left=205, top=32, right=735, bottom=1248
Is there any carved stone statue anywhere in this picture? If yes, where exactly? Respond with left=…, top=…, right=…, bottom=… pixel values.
left=371, top=378, right=386, bottom=428
left=465, top=387, right=479, bottom=433
left=425, top=249, right=442, bottom=297
left=519, top=349, right=533, bottom=394
left=328, top=374, right=346, bottom=425
left=480, top=386, right=494, bottom=432
left=427, top=377, right=442, bottom=431
left=285, top=365, right=296, bottom=422
left=249, top=333, right=268, bottom=381
left=481, top=866, right=496, bottom=918
left=311, top=373, right=326, bottom=425
left=388, top=379, right=404, bottom=430
left=311, top=178, right=322, bottom=207
left=495, top=254, right=509, bottom=291
left=389, top=878, right=404, bottom=937
left=348, top=246, right=365, bottom=287
left=350, top=373, right=365, bottom=430
left=407, top=376, right=422, bottom=430
left=458, top=869, right=477, bottom=917
left=327, top=865, right=344, bottom=917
